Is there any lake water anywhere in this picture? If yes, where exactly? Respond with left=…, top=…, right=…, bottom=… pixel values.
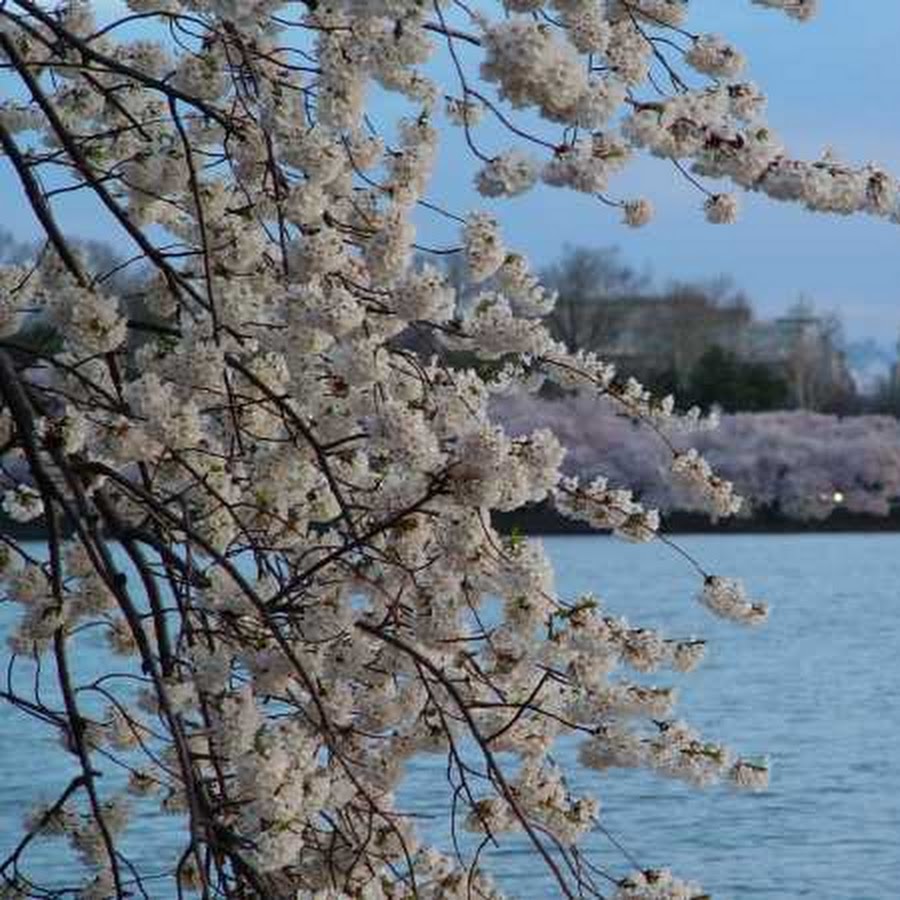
left=2, top=534, right=900, bottom=898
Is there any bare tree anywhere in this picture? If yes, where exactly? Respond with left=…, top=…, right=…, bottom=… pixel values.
left=543, top=245, right=650, bottom=352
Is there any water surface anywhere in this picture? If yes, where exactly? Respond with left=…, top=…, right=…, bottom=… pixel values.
left=2, top=534, right=898, bottom=898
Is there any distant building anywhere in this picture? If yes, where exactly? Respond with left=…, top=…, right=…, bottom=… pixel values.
left=734, top=305, right=854, bottom=408
left=582, top=291, right=752, bottom=387
left=552, top=289, right=853, bottom=409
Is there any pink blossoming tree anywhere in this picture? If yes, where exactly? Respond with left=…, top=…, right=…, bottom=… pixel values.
left=496, top=395, right=900, bottom=521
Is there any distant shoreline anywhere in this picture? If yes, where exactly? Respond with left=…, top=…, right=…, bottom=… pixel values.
left=492, top=503, right=900, bottom=535
left=4, top=503, right=900, bottom=543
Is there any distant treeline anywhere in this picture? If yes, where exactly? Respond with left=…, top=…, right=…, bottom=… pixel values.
left=431, top=245, right=899, bottom=416
left=494, top=393, right=900, bottom=522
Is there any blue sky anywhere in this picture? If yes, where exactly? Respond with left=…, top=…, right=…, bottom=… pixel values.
left=2, top=1, right=899, bottom=341
left=419, top=1, right=900, bottom=342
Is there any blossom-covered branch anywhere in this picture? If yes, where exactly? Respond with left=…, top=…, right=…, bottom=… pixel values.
left=0, top=0, right=888, bottom=897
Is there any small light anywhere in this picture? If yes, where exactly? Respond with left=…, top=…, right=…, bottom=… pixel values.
left=832, top=491, right=844, bottom=504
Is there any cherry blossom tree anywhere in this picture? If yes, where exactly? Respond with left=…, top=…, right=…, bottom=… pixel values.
left=0, top=0, right=892, bottom=897
left=496, top=394, right=900, bottom=521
